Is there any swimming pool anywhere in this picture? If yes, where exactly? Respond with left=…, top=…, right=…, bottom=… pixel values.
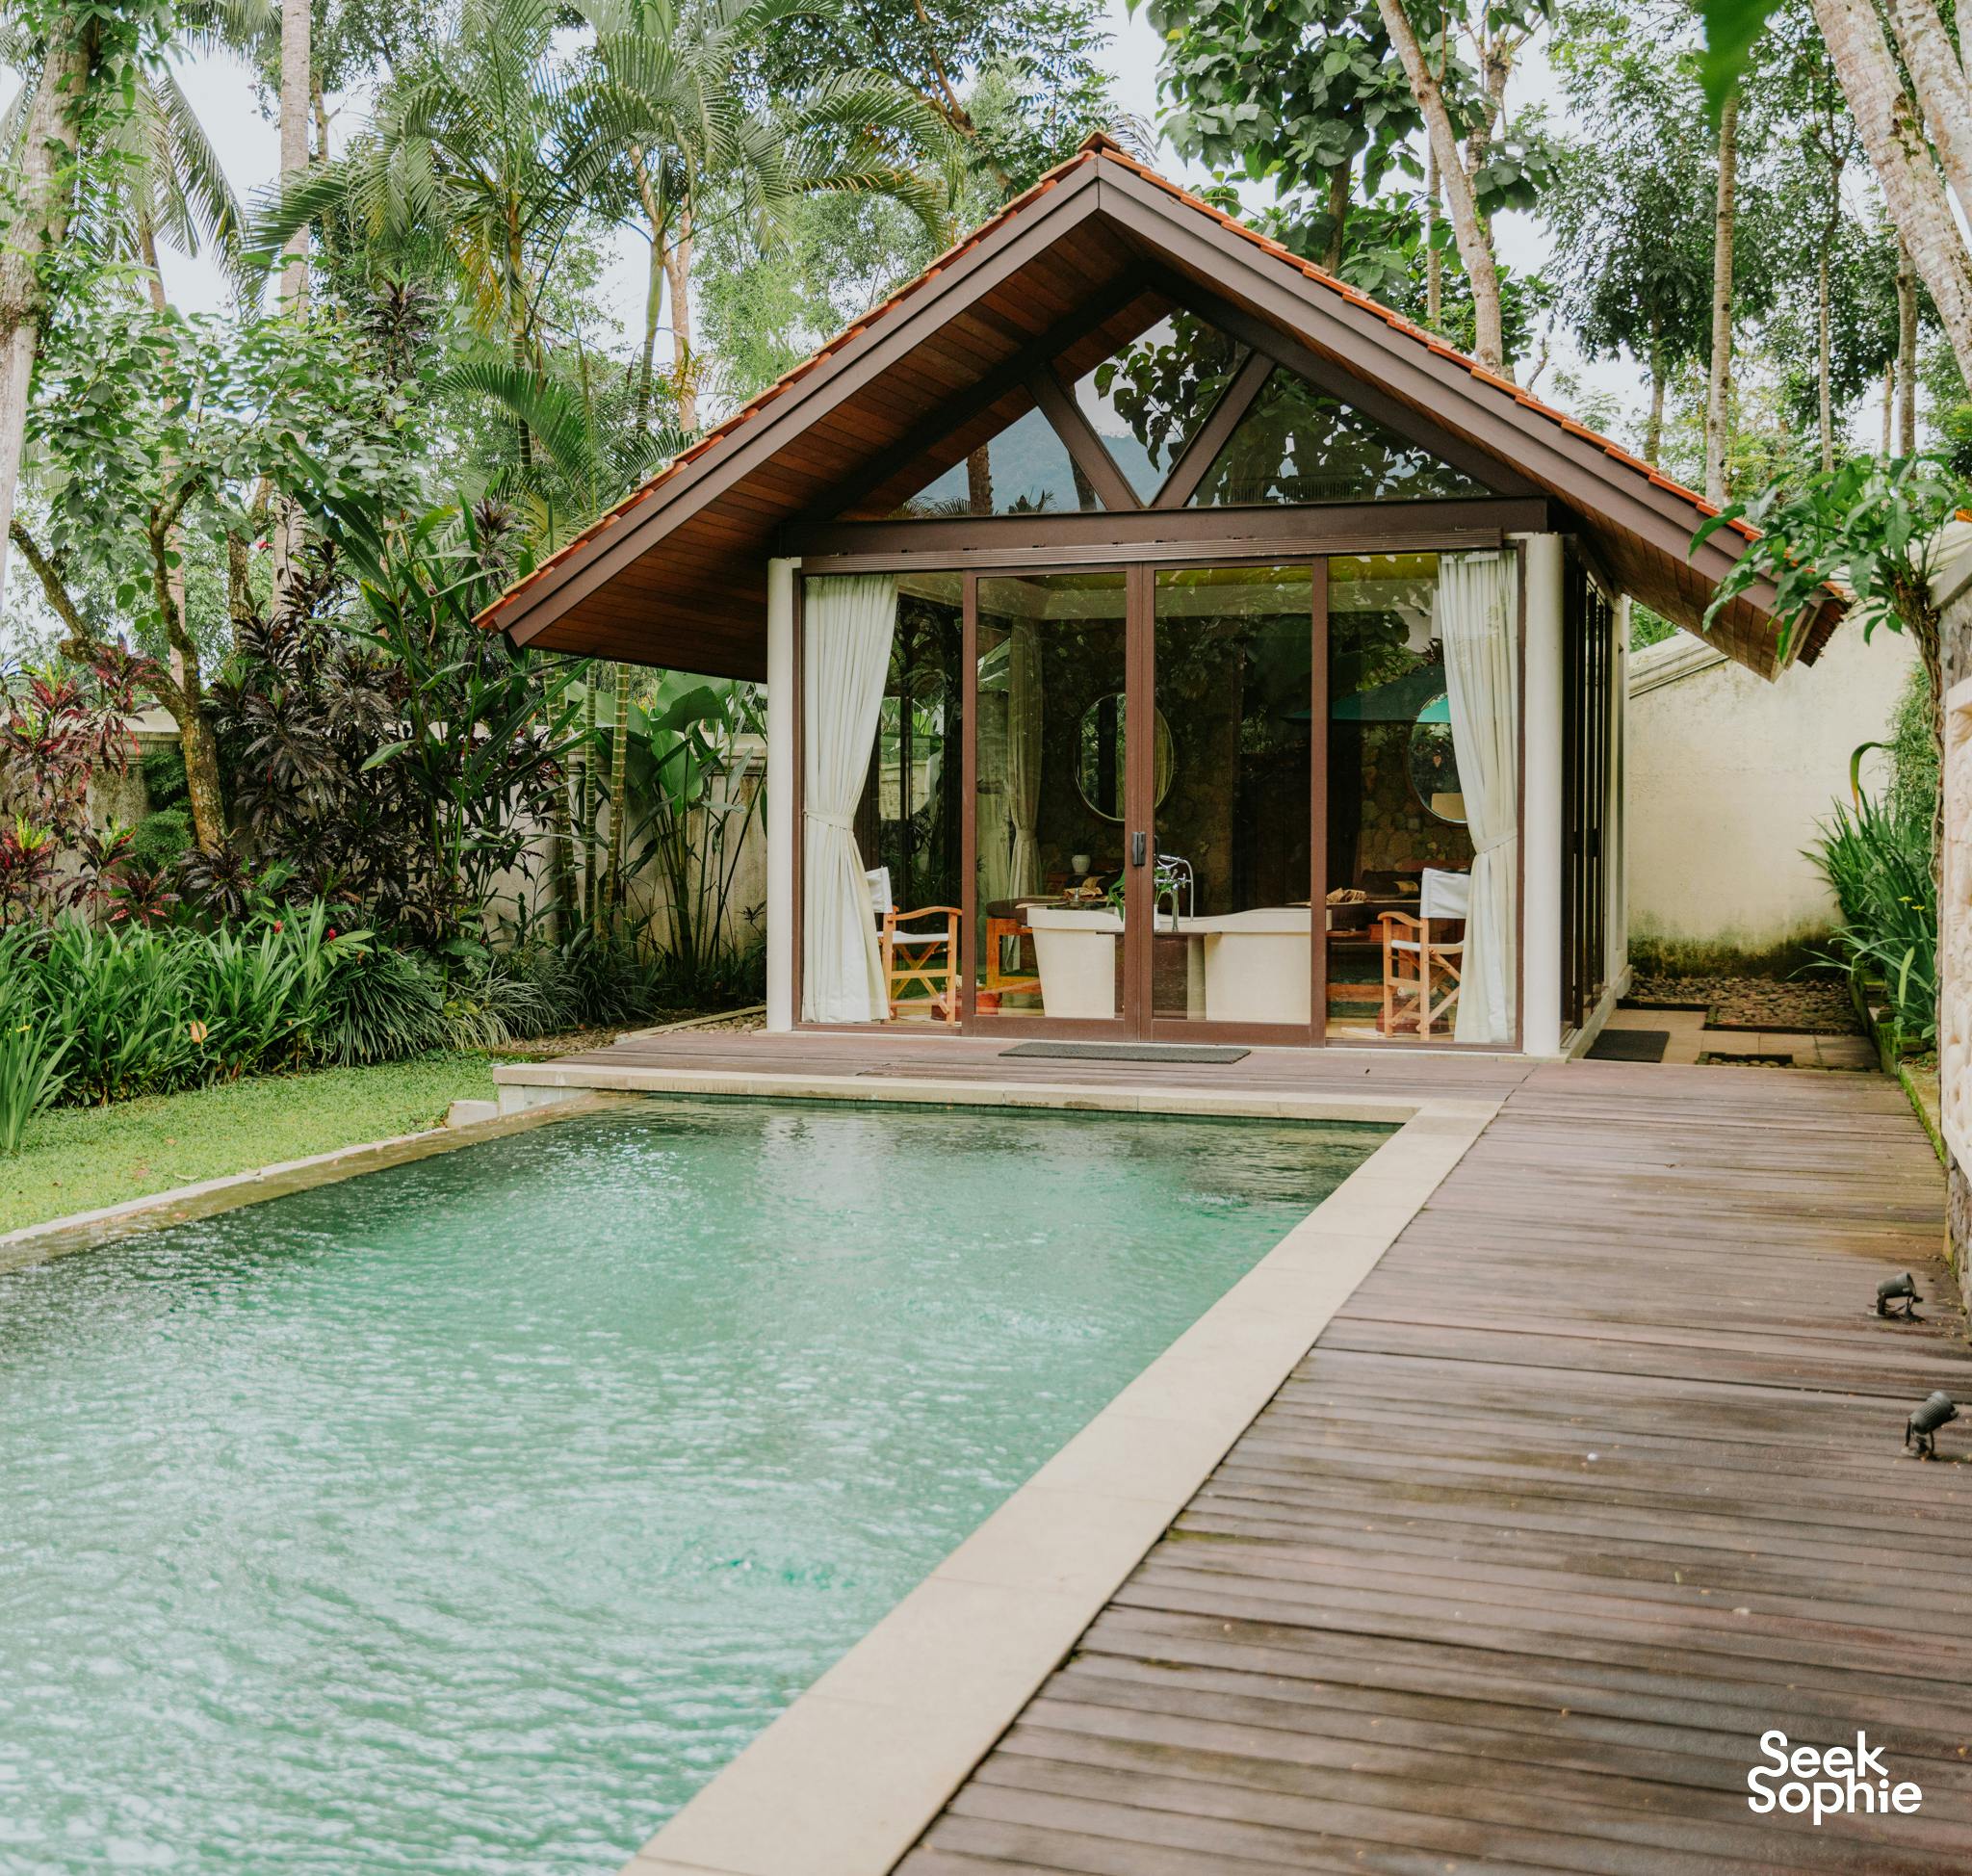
left=0, top=1097, right=1384, bottom=1874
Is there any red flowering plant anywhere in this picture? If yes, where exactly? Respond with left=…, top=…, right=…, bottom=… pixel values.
left=0, top=645, right=163, bottom=926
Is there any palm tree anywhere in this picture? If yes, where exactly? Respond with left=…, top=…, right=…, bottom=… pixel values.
left=577, top=0, right=952, bottom=427
left=251, top=0, right=622, bottom=398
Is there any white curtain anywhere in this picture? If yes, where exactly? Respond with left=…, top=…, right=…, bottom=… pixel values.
left=802, top=574, right=896, bottom=1022
left=1438, top=552, right=1518, bottom=1045
left=1006, top=618, right=1042, bottom=898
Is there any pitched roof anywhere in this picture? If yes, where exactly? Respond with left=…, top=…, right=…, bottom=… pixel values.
left=478, top=134, right=1835, bottom=681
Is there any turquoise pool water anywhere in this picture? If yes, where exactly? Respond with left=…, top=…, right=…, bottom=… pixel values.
left=0, top=1098, right=1382, bottom=1874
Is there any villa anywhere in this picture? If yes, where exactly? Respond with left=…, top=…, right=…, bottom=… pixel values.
left=479, top=133, right=1843, bottom=1062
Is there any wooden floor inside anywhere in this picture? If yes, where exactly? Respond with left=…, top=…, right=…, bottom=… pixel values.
left=866, top=1059, right=1967, bottom=1875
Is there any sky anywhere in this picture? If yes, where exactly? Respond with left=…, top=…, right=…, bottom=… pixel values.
left=1, top=4, right=1659, bottom=443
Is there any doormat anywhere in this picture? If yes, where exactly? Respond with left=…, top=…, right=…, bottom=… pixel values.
left=999, top=1042, right=1251, bottom=1063
left=1586, top=1028, right=1670, bottom=1063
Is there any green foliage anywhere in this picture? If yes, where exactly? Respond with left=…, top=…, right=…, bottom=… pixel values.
left=1629, top=604, right=1678, bottom=651
left=1697, top=454, right=1966, bottom=669
left=0, top=1015, right=69, bottom=1156
left=316, top=944, right=452, bottom=1065
left=128, top=805, right=193, bottom=871
left=1544, top=8, right=1714, bottom=395
left=0, top=907, right=369, bottom=1103
left=29, top=291, right=417, bottom=645
left=597, top=670, right=767, bottom=1002
left=1810, top=793, right=1937, bottom=1047
left=1884, top=660, right=1940, bottom=829
left=139, top=743, right=188, bottom=810
left=1693, top=0, right=1777, bottom=117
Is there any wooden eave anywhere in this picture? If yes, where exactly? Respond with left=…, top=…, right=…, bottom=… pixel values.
left=478, top=139, right=1838, bottom=683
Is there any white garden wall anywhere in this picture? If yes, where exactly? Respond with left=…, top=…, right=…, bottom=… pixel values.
left=1626, top=621, right=1915, bottom=958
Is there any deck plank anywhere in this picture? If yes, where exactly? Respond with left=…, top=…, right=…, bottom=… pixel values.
left=880, top=1059, right=1967, bottom=1874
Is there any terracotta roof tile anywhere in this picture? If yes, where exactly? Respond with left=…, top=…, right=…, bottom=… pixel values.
left=480, top=133, right=1760, bottom=628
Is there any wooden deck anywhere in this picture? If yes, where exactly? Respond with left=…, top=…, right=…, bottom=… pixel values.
left=532, top=1027, right=1541, bottom=1102
left=871, top=1059, right=1968, bottom=1875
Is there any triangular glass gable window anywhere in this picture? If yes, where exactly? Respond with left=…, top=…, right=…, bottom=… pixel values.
left=893, top=404, right=1096, bottom=518
left=1189, top=369, right=1490, bottom=507
left=1070, top=313, right=1249, bottom=503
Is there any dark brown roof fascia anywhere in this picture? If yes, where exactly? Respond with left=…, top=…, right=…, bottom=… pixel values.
left=496, top=162, right=1107, bottom=648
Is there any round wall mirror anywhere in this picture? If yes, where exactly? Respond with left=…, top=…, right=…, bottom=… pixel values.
left=1408, top=695, right=1466, bottom=823
left=1075, top=694, right=1175, bottom=821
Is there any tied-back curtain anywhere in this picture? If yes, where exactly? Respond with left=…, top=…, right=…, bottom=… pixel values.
left=802, top=574, right=896, bottom=1022
left=1006, top=618, right=1042, bottom=898
left=1437, top=552, right=1518, bottom=1045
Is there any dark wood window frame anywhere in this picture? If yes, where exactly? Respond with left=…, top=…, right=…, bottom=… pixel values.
left=1560, top=546, right=1617, bottom=1037
left=797, top=272, right=1540, bottom=550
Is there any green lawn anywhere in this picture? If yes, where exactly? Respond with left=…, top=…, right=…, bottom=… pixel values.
left=0, top=1054, right=499, bottom=1238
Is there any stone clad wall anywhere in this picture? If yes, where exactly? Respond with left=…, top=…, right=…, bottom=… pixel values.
left=1941, top=567, right=1972, bottom=1309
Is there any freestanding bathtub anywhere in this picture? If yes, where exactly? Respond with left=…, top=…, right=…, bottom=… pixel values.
left=1025, top=904, right=1317, bottom=1024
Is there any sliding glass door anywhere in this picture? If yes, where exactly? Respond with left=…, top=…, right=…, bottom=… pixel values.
left=970, top=570, right=1133, bottom=1028
left=1146, top=565, right=1318, bottom=1038
left=962, top=561, right=1318, bottom=1040
left=800, top=552, right=1516, bottom=1045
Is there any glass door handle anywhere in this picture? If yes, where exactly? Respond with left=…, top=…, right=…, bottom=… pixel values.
left=1130, top=832, right=1147, bottom=866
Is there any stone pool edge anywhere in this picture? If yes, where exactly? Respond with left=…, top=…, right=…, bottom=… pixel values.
left=586, top=1079, right=1500, bottom=1876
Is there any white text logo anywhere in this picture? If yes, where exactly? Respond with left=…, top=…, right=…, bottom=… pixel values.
left=1747, top=1731, right=1921, bottom=1824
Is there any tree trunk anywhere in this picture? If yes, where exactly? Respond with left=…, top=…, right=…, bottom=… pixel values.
left=662, top=203, right=696, bottom=431
left=547, top=763, right=575, bottom=945
left=1817, top=216, right=1837, bottom=472
left=636, top=236, right=662, bottom=423
left=1323, top=165, right=1348, bottom=273
left=1815, top=0, right=1972, bottom=390
left=1704, top=91, right=1739, bottom=507
left=1897, top=242, right=1919, bottom=453
left=608, top=662, right=632, bottom=916
left=141, top=229, right=192, bottom=690
left=279, top=0, right=311, bottom=311
left=1424, top=144, right=1442, bottom=328
left=1374, top=0, right=1507, bottom=375
left=0, top=14, right=96, bottom=614
left=1882, top=0, right=1972, bottom=218
left=272, top=0, right=311, bottom=604
left=1645, top=316, right=1667, bottom=467
left=1882, top=359, right=1896, bottom=454
left=966, top=447, right=993, bottom=515
left=630, top=147, right=664, bottom=425
left=580, top=674, right=598, bottom=929
left=149, top=512, right=228, bottom=852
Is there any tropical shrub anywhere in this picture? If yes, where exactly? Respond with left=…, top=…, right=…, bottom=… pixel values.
left=0, top=935, right=69, bottom=1154
left=314, top=945, right=452, bottom=1067
left=0, top=647, right=158, bottom=927
left=39, top=924, right=202, bottom=1102
left=0, top=1019, right=68, bottom=1155
left=1810, top=793, right=1937, bottom=1048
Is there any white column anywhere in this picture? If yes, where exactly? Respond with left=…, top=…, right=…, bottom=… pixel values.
left=765, top=557, right=798, bottom=1032
left=1518, top=534, right=1565, bottom=1056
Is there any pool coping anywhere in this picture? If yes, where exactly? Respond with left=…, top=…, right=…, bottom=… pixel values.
left=554, top=1070, right=1502, bottom=1876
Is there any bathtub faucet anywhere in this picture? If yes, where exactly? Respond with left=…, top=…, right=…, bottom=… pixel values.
left=1155, top=854, right=1194, bottom=931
